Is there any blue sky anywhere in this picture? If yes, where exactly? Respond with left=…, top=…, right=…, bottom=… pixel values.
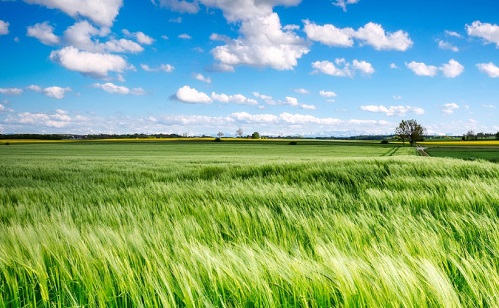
left=0, top=0, right=498, bottom=136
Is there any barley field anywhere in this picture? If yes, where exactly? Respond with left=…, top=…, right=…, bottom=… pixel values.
left=1, top=141, right=499, bottom=307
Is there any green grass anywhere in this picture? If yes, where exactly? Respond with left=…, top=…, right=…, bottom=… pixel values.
left=1, top=141, right=499, bottom=307
left=426, top=147, right=499, bottom=163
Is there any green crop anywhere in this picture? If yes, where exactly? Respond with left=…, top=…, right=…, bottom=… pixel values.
left=1, top=142, right=498, bottom=307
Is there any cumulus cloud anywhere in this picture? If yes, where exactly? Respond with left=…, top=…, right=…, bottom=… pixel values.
left=27, top=22, right=60, bottom=45
left=312, top=58, right=374, bottom=77
left=123, top=29, right=154, bottom=45
left=304, top=21, right=412, bottom=51
left=303, top=20, right=354, bottom=47
left=155, top=0, right=199, bottom=13
left=390, top=63, right=398, bottom=69
left=211, top=92, right=258, bottom=105
left=476, top=62, right=499, bottom=78
left=360, top=105, right=425, bottom=116
left=332, top=0, right=359, bottom=12
left=300, top=104, right=316, bottom=110
left=406, top=61, right=439, bottom=76
left=441, top=59, right=464, bottom=78
left=354, top=22, right=413, bottom=51
left=174, top=85, right=212, bottom=104
left=437, top=40, right=458, bottom=52
left=294, top=88, right=309, bottom=94
left=0, top=20, right=9, bottom=35
left=178, top=33, right=192, bottom=39
left=6, top=109, right=77, bottom=128
left=445, top=30, right=461, bottom=38
left=141, top=63, right=175, bottom=72
left=24, top=0, right=123, bottom=27
left=319, top=90, right=337, bottom=98
left=92, top=82, right=145, bottom=95
left=63, top=21, right=143, bottom=53
left=27, top=85, right=72, bottom=99
left=442, top=103, right=459, bottom=115
left=466, top=21, right=499, bottom=47
left=205, top=0, right=309, bottom=71
left=194, top=73, right=211, bottom=83
left=405, top=60, right=464, bottom=78
left=0, top=88, right=23, bottom=95
left=50, top=46, right=131, bottom=78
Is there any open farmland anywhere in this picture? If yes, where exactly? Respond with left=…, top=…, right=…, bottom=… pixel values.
left=421, top=140, right=499, bottom=163
left=1, top=141, right=499, bottom=307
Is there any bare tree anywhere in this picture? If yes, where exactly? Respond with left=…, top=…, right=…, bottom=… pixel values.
left=236, top=128, right=243, bottom=138
left=217, top=132, right=224, bottom=138
left=396, top=119, right=425, bottom=146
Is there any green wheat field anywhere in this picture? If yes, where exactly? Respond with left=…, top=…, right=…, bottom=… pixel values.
left=1, top=141, right=499, bottom=307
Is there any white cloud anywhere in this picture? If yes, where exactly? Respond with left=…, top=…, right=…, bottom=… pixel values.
left=441, top=59, right=464, bottom=78
left=354, top=22, right=413, bottom=51
left=93, top=82, right=130, bottom=94
left=141, top=63, right=175, bottom=72
left=123, top=29, right=154, bottom=45
left=6, top=109, right=75, bottom=128
left=390, top=63, right=398, bottom=69
left=406, top=60, right=463, bottom=78
left=0, top=104, right=4, bottom=112
left=104, top=38, right=143, bottom=53
left=319, top=90, right=337, bottom=98
left=253, top=92, right=273, bottom=101
left=0, top=88, right=23, bottom=95
left=156, top=0, right=199, bottom=13
left=178, top=33, right=192, bottom=39
left=294, top=88, right=309, bottom=94
left=482, top=104, right=495, bottom=108
left=466, top=21, right=499, bottom=47
left=50, top=46, right=130, bottom=78
left=442, top=103, right=459, bottom=115
left=135, top=31, right=154, bottom=45
left=27, top=21, right=60, bottom=45
left=405, top=61, right=439, bottom=77
left=211, top=92, right=258, bottom=105
left=476, top=62, right=499, bottom=78
left=285, top=96, right=299, bottom=106
left=131, top=88, right=145, bottom=96
left=303, top=20, right=354, bottom=47
left=393, top=95, right=402, bottom=100
left=64, top=21, right=143, bottom=53
left=445, top=30, right=461, bottom=38
left=24, top=0, right=123, bottom=27
left=312, top=58, right=374, bottom=77
left=304, top=21, right=412, bottom=51
left=332, top=0, right=359, bottom=12
left=169, top=17, right=182, bottom=23
left=207, top=1, right=309, bottom=71
left=360, top=105, right=425, bottom=116
left=437, top=39, right=458, bottom=52
left=92, top=82, right=145, bottom=95
left=0, top=20, right=9, bottom=35
left=63, top=20, right=108, bottom=51
left=30, top=86, right=72, bottom=99
left=352, top=59, right=375, bottom=75
left=174, top=85, right=212, bottom=104
left=26, top=85, right=43, bottom=92
left=194, top=73, right=212, bottom=83
left=300, top=104, right=316, bottom=110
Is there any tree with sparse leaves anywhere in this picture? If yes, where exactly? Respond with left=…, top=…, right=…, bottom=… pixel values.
left=236, top=128, right=243, bottom=138
left=396, top=119, right=425, bottom=146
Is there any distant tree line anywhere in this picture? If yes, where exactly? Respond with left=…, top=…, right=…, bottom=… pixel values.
left=463, top=130, right=499, bottom=141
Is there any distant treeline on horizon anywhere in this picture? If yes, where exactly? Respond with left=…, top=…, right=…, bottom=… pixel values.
left=0, top=133, right=475, bottom=141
